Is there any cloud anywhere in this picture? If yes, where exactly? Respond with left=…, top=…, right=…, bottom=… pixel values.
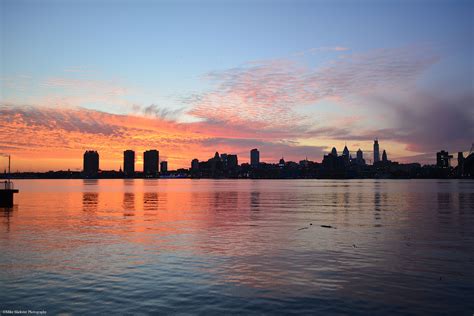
left=0, top=104, right=202, bottom=168
left=0, top=104, right=122, bottom=136
left=1, top=74, right=133, bottom=110
left=0, top=104, right=326, bottom=171
left=136, top=104, right=186, bottom=120
left=372, top=92, right=474, bottom=153
left=187, top=45, right=439, bottom=135
left=1, top=44, right=466, bottom=169
left=293, top=46, right=350, bottom=56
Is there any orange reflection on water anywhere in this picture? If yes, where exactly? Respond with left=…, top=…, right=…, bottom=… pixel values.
left=2, top=179, right=473, bottom=296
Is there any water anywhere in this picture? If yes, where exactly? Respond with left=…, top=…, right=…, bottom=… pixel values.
left=1, top=179, right=473, bottom=315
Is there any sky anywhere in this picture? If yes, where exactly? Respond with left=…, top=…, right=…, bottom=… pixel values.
left=1, top=0, right=473, bottom=171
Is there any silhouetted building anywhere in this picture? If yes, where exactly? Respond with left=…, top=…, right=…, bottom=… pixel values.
left=382, top=150, right=388, bottom=162
left=227, top=154, right=238, bottom=169
left=374, top=139, right=380, bottom=163
left=143, top=150, right=159, bottom=177
left=342, top=145, right=350, bottom=164
left=83, top=151, right=99, bottom=178
left=343, top=145, right=349, bottom=157
left=356, top=149, right=366, bottom=165
left=191, top=159, right=199, bottom=171
left=436, top=150, right=452, bottom=168
left=457, top=152, right=465, bottom=177
left=279, top=158, right=285, bottom=168
left=220, top=153, right=228, bottom=169
left=250, top=148, right=260, bottom=167
left=322, top=148, right=346, bottom=178
left=462, top=152, right=474, bottom=178
left=458, top=152, right=464, bottom=166
left=160, top=161, right=168, bottom=174
left=299, top=158, right=310, bottom=168
left=123, top=150, right=135, bottom=177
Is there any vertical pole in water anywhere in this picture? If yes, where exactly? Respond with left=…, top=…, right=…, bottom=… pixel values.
left=8, top=155, right=11, bottom=181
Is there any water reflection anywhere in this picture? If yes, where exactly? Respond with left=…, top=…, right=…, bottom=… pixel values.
left=82, top=179, right=98, bottom=186
left=437, top=193, right=452, bottom=211
left=143, top=192, right=158, bottom=211
left=82, top=192, right=99, bottom=212
left=123, top=192, right=135, bottom=216
left=0, top=206, right=17, bottom=233
left=459, top=192, right=474, bottom=211
left=250, top=191, right=260, bottom=211
left=2, top=179, right=473, bottom=315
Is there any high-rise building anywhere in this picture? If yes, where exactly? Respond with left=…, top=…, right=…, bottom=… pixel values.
left=279, top=157, right=285, bottom=168
left=220, top=153, right=228, bottom=169
left=457, top=152, right=465, bottom=176
left=436, top=150, right=452, bottom=168
left=373, top=139, right=380, bottom=163
left=342, top=145, right=349, bottom=157
left=356, top=149, right=365, bottom=165
left=250, top=148, right=260, bottom=167
left=191, top=159, right=199, bottom=171
left=331, top=147, right=338, bottom=156
left=342, top=145, right=350, bottom=164
left=160, top=161, right=168, bottom=174
left=123, top=150, right=135, bottom=177
left=143, top=150, right=159, bottom=177
left=83, top=150, right=99, bottom=178
left=382, top=150, right=388, bottom=162
left=227, top=154, right=238, bottom=169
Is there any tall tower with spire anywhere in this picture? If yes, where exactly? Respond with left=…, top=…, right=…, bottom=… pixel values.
left=342, top=145, right=350, bottom=164
left=373, top=139, right=380, bottom=164
left=382, top=150, right=388, bottom=162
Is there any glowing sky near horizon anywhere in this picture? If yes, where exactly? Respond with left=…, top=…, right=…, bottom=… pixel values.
left=1, top=0, right=473, bottom=171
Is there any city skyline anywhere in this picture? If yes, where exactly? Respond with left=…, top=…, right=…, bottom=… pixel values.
left=1, top=0, right=473, bottom=172
left=4, top=141, right=471, bottom=179
left=1, top=139, right=471, bottom=173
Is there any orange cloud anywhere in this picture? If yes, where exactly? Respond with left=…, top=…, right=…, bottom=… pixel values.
left=0, top=105, right=329, bottom=171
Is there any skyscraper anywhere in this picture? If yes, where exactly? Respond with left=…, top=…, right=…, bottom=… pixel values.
left=382, top=150, right=388, bottom=162
left=457, top=152, right=465, bottom=176
left=250, top=148, right=260, bottom=167
left=342, top=145, right=350, bottom=164
left=220, top=153, right=228, bottom=169
left=342, top=145, right=349, bottom=157
left=160, top=161, right=168, bottom=174
left=356, top=149, right=365, bottom=165
left=227, top=154, right=238, bottom=169
left=373, top=139, right=380, bottom=163
left=191, top=159, right=199, bottom=171
left=436, top=150, right=452, bottom=168
left=83, top=150, right=99, bottom=178
left=123, top=150, right=135, bottom=177
left=143, top=150, right=159, bottom=177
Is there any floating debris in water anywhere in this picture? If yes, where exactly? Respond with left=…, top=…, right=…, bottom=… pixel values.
left=320, top=225, right=335, bottom=229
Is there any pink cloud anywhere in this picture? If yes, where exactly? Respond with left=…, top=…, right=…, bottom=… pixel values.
left=186, top=45, right=439, bottom=136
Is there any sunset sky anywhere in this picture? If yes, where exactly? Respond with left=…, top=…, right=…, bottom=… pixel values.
left=1, top=0, right=473, bottom=172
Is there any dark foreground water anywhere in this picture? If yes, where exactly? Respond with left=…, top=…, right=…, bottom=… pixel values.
left=1, top=179, right=473, bottom=315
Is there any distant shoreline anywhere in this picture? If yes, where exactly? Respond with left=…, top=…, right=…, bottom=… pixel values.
left=3, top=176, right=472, bottom=180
